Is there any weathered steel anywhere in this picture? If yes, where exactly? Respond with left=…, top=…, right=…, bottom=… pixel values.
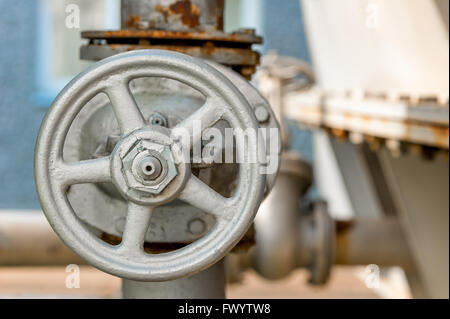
left=80, top=1, right=262, bottom=79
left=80, top=44, right=259, bottom=67
left=81, top=29, right=262, bottom=79
left=258, top=52, right=449, bottom=152
left=121, top=0, right=225, bottom=32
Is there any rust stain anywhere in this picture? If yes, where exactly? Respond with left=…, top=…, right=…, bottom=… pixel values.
left=169, top=0, right=200, bottom=28
left=82, top=29, right=262, bottom=44
left=152, top=0, right=201, bottom=28
left=154, top=4, right=170, bottom=23
left=217, top=13, right=224, bottom=31
left=103, top=43, right=258, bottom=64
left=430, top=125, right=450, bottom=148
left=331, top=128, right=348, bottom=141
left=85, top=43, right=258, bottom=78
left=126, top=15, right=141, bottom=28
left=202, top=41, right=215, bottom=55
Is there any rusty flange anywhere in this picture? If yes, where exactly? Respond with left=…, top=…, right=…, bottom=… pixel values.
left=81, top=29, right=262, bottom=79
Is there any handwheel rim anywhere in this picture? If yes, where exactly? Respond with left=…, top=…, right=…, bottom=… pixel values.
left=34, top=50, right=265, bottom=281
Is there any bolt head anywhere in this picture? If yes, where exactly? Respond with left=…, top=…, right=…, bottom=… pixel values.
left=149, top=112, right=168, bottom=127
left=255, top=105, right=270, bottom=123
left=188, top=218, right=207, bottom=235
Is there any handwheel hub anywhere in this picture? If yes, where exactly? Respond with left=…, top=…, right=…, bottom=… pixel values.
left=111, top=125, right=188, bottom=205
left=136, top=156, right=163, bottom=181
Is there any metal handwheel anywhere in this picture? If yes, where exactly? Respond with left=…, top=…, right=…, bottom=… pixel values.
left=35, top=50, right=266, bottom=281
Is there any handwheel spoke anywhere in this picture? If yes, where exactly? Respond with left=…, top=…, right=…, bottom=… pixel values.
left=179, top=175, right=232, bottom=220
left=105, top=81, right=146, bottom=135
left=54, top=157, right=111, bottom=187
left=173, top=98, right=226, bottom=148
left=118, top=202, right=154, bottom=256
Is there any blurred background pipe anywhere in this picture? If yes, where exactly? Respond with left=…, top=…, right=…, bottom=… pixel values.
left=0, top=211, right=83, bottom=266
left=0, top=211, right=415, bottom=275
left=335, top=218, right=415, bottom=271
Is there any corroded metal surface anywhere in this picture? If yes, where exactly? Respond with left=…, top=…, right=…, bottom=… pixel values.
left=81, top=0, right=262, bottom=79
left=284, top=87, right=449, bottom=150
left=80, top=44, right=259, bottom=71
left=81, top=29, right=261, bottom=44
left=122, top=259, right=225, bottom=298
left=121, top=0, right=224, bottom=32
left=81, top=29, right=262, bottom=79
left=252, top=152, right=334, bottom=285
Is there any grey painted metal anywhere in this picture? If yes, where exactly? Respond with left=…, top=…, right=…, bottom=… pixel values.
left=304, top=200, right=335, bottom=284
left=66, top=75, right=213, bottom=244
left=58, top=58, right=278, bottom=244
left=35, top=50, right=266, bottom=281
left=284, top=87, right=449, bottom=149
left=112, top=129, right=181, bottom=202
left=122, top=259, right=225, bottom=298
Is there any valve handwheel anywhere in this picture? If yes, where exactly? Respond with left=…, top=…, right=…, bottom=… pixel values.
left=35, top=50, right=266, bottom=281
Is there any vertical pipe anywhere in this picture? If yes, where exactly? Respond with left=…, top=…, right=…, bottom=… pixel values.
left=335, top=218, right=415, bottom=271
left=122, top=259, right=226, bottom=298
left=252, top=152, right=312, bottom=279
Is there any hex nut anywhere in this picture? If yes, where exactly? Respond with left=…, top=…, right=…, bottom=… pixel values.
left=254, top=105, right=270, bottom=123
left=121, top=140, right=178, bottom=195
